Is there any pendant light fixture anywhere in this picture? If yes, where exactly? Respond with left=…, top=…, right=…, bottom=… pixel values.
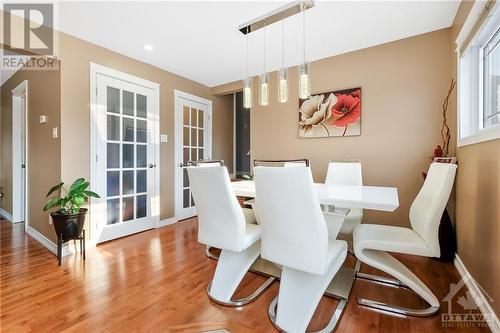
left=298, top=8, right=310, bottom=99
left=278, top=17, right=288, bottom=103
left=259, top=21, right=269, bottom=106
left=243, top=29, right=252, bottom=109
left=238, top=1, right=315, bottom=106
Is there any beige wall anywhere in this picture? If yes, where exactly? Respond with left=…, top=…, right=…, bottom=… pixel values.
left=215, top=28, right=453, bottom=227
left=212, top=94, right=234, bottom=174
left=451, top=0, right=500, bottom=317
left=1, top=60, right=61, bottom=241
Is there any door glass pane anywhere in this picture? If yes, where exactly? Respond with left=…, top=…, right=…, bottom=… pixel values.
left=183, top=189, right=190, bottom=208
left=107, top=171, right=120, bottom=197
left=191, top=148, right=197, bottom=162
left=107, top=87, right=120, bottom=113
left=107, top=143, right=119, bottom=168
left=123, top=118, right=134, bottom=142
left=191, top=108, right=197, bottom=126
left=191, top=128, right=197, bottom=147
left=183, top=126, right=189, bottom=146
left=136, top=195, right=147, bottom=218
left=198, top=129, right=204, bottom=147
left=107, top=115, right=120, bottom=141
left=136, top=145, right=147, bottom=168
left=122, top=170, right=134, bottom=195
left=198, top=148, right=203, bottom=160
left=183, top=169, right=189, bottom=187
left=136, top=120, right=147, bottom=143
left=123, top=90, right=134, bottom=116
left=136, top=170, right=147, bottom=193
left=198, top=109, right=204, bottom=127
left=107, top=198, right=120, bottom=225
left=137, top=94, right=147, bottom=118
left=122, top=197, right=134, bottom=221
left=123, top=144, right=134, bottom=168
left=183, top=148, right=189, bottom=164
left=183, top=106, right=190, bottom=126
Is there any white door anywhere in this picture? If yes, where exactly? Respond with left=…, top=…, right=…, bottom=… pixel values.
left=175, top=91, right=212, bottom=220
left=11, top=80, right=28, bottom=224
left=93, top=74, right=159, bottom=243
left=20, top=96, right=26, bottom=222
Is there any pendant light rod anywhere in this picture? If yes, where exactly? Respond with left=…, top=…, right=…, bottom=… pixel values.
left=246, top=32, right=249, bottom=77
left=238, top=1, right=314, bottom=35
left=263, top=20, right=266, bottom=72
left=302, top=9, right=306, bottom=63
left=281, top=16, right=285, bottom=68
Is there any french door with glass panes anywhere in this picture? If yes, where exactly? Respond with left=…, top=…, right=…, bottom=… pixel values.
left=175, top=92, right=212, bottom=220
left=93, top=74, right=159, bottom=243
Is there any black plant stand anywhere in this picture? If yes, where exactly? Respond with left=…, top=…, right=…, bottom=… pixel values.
left=57, top=229, right=85, bottom=266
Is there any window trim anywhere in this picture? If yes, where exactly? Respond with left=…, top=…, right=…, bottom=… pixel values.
left=456, top=0, right=500, bottom=147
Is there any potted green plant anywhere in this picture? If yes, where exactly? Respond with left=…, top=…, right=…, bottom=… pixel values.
left=43, top=178, right=100, bottom=242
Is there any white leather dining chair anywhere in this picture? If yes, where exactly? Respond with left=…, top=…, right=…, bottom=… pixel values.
left=254, top=165, right=348, bottom=332
left=187, top=164, right=275, bottom=306
left=248, top=159, right=310, bottom=224
left=323, top=161, right=364, bottom=240
left=353, top=162, right=457, bottom=316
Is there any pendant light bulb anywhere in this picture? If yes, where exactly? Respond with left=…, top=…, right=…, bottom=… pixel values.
left=278, top=68, right=288, bottom=103
left=243, top=77, right=252, bottom=109
left=278, top=18, right=288, bottom=103
left=299, top=62, right=310, bottom=100
left=259, top=73, right=269, bottom=106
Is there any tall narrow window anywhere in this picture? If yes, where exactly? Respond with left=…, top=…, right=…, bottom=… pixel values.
left=483, top=27, right=500, bottom=128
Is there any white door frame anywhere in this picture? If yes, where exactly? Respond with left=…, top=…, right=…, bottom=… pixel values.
left=11, top=80, right=28, bottom=227
left=174, top=89, right=212, bottom=220
left=89, top=63, right=160, bottom=246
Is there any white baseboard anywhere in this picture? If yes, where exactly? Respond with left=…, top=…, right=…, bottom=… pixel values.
left=25, top=226, right=91, bottom=258
left=158, top=217, right=178, bottom=228
left=0, top=208, right=13, bottom=222
left=26, top=225, right=58, bottom=256
left=455, top=255, right=500, bottom=333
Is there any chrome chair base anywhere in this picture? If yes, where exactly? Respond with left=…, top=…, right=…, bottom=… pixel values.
left=356, top=272, right=409, bottom=289
left=357, top=298, right=439, bottom=317
left=205, top=246, right=220, bottom=260
left=207, top=276, right=275, bottom=307
left=268, top=296, right=347, bottom=333
left=355, top=272, right=439, bottom=317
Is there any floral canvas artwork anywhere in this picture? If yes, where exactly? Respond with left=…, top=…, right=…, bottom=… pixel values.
left=298, top=87, right=361, bottom=138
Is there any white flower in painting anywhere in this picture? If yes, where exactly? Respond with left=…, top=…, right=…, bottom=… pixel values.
left=299, top=93, right=337, bottom=134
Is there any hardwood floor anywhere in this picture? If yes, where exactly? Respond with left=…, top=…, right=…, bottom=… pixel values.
left=0, top=219, right=491, bottom=333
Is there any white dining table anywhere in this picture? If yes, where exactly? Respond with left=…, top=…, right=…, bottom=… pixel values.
left=232, top=180, right=399, bottom=212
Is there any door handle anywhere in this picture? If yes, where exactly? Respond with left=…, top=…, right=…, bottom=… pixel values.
left=148, top=163, right=157, bottom=168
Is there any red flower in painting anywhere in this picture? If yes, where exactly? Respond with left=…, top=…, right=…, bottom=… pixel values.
left=331, top=90, right=361, bottom=127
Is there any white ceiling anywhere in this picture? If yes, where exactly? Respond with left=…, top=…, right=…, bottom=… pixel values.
left=58, top=1, right=460, bottom=87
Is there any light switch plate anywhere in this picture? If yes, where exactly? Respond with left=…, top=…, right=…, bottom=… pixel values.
left=160, top=134, right=168, bottom=143
left=52, top=127, right=58, bottom=138
left=40, top=115, right=47, bottom=123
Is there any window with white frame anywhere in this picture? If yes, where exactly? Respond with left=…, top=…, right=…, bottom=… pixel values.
left=457, top=1, right=500, bottom=146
